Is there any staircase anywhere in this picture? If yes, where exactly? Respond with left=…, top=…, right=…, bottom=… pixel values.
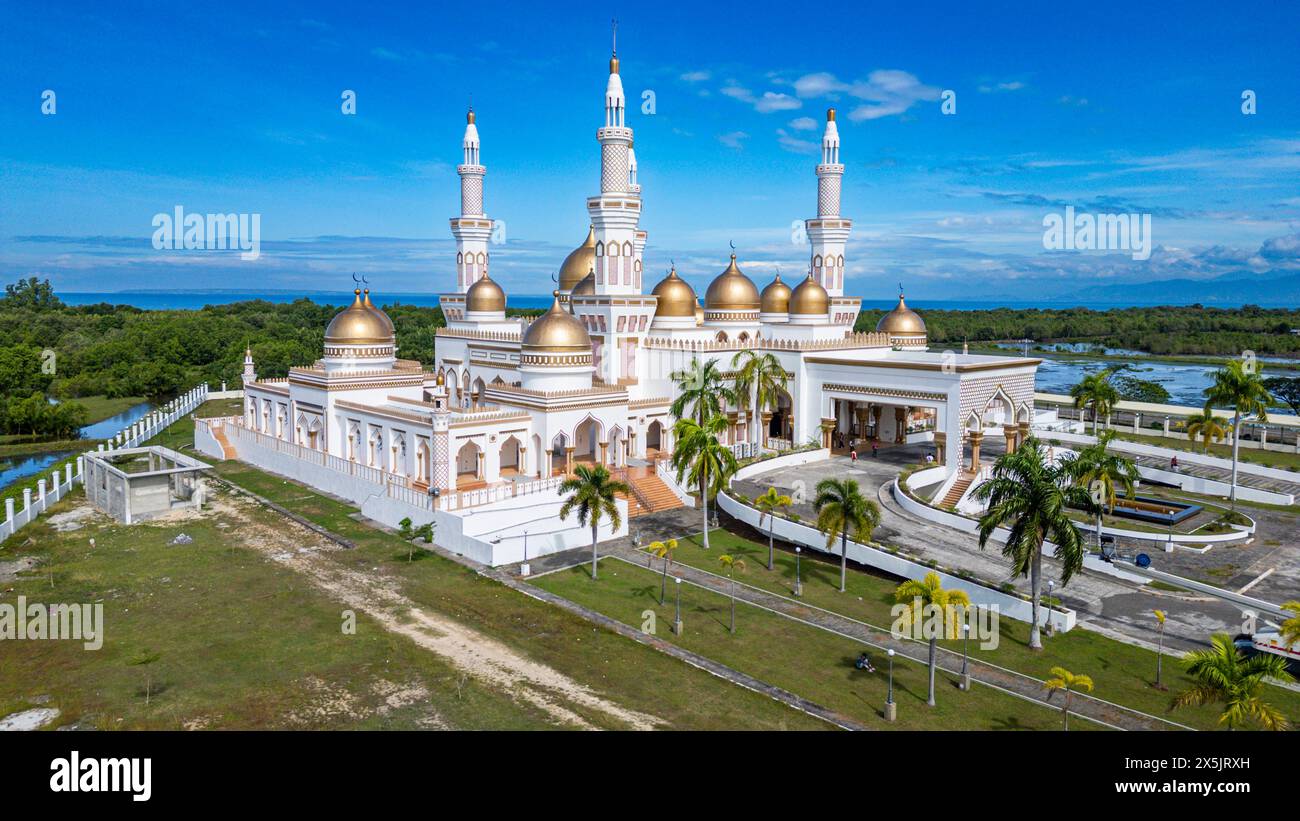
left=621, top=473, right=685, bottom=518
left=939, top=471, right=976, bottom=509
left=211, top=426, right=238, bottom=460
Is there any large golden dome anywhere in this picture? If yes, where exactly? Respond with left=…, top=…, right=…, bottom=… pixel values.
left=651, top=266, right=697, bottom=317
left=522, top=291, right=592, bottom=352
left=571, top=270, right=596, bottom=296
left=466, top=272, right=506, bottom=312
left=559, top=226, right=597, bottom=292
left=789, top=273, right=829, bottom=316
left=362, top=289, right=395, bottom=335
left=760, top=271, right=792, bottom=314
left=326, top=289, right=395, bottom=345
left=876, top=293, right=927, bottom=335
left=705, top=254, right=760, bottom=311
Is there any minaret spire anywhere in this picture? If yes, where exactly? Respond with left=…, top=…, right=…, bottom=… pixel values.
left=450, top=105, right=490, bottom=293
left=806, top=106, right=850, bottom=297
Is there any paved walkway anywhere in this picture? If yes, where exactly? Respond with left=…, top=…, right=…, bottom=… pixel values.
left=1124, top=450, right=1300, bottom=496
left=589, top=537, right=1189, bottom=731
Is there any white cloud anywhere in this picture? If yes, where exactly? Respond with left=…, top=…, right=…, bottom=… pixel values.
left=776, top=129, right=818, bottom=155
left=978, top=80, right=1026, bottom=93
left=788, top=116, right=818, bottom=131
left=720, top=84, right=802, bottom=113
left=680, top=70, right=711, bottom=83
left=792, top=69, right=941, bottom=121
left=1058, top=95, right=1089, bottom=107
left=718, top=131, right=749, bottom=149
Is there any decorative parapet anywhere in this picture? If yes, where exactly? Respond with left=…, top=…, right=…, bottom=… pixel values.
left=641, top=330, right=892, bottom=353
left=436, top=327, right=522, bottom=342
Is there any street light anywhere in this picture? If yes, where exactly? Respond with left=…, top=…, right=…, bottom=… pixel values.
left=1046, top=580, right=1056, bottom=636
left=960, top=622, right=971, bottom=691
left=885, top=648, right=896, bottom=722
left=673, top=577, right=683, bottom=636
left=794, top=547, right=803, bottom=597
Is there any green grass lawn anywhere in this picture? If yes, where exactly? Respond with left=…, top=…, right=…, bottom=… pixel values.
left=643, top=529, right=1300, bottom=730
left=1112, top=430, right=1300, bottom=472
left=533, top=558, right=1101, bottom=730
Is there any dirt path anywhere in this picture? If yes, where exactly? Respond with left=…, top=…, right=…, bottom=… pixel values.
left=213, top=493, right=663, bottom=730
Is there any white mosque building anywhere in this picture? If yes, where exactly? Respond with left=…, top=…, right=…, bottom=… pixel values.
left=223, top=43, right=1040, bottom=564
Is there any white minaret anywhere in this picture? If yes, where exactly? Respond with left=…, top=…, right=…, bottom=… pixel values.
left=806, top=108, right=851, bottom=297
left=450, top=107, right=491, bottom=294
left=242, top=345, right=256, bottom=385
left=587, top=25, right=644, bottom=295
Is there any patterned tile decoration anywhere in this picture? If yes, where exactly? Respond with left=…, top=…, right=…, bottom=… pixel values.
left=958, top=371, right=1035, bottom=433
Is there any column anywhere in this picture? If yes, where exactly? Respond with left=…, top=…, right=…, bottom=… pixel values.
left=933, top=431, right=946, bottom=463
left=820, top=419, right=835, bottom=449
left=760, top=413, right=772, bottom=448
left=894, top=407, right=907, bottom=444
left=476, top=450, right=485, bottom=480
left=968, top=431, right=983, bottom=471
left=1004, top=425, right=1018, bottom=454
left=599, top=441, right=608, bottom=466
left=1017, top=420, right=1029, bottom=448
left=565, top=446, right=575, bottom=475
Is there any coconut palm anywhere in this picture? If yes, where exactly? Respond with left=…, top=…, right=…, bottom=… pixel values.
left=1069, top=370, right=1120, bottom=434
left=1043, top=666, right=1094, bottom=730
left=1172, top=633, right=1294, bottom=730
left=972, top=437, right=1091, bottom=650
left=1204, top=360, right=1273, bottom=510
left=754, top=486, right=792, bottom=570
left=1063, top=430, right=1139, bottom=549
left=558, top=464, right=629, bottom=580
left=1153, top=609, right=1167, bottom=690
left=671, top=413, right=739, bottom=551
left=1183, top=408, right=1227, bottom=453
left=669, top=357, right=734, bottom=426
left=894, top=572, right=972, bottom=707
left=731, top=349, right=787, bottom=446
left=718, top=554, right=747, bottom=633
left=1280, top=601, right=1300, bottom=648
left=649, top=538, right=679, bottom=605
left=813, top=478, right=881, bottom=593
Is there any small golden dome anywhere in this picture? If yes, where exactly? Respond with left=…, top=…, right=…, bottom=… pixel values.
left=559, top=226, right=597, bottom=292
left=522, top=291, right=592, bottom=352
left=466, top=272, right=506, bottom=312
left=571, top=270, right=596, bottom=296
left=362, top=289, right=395, bottom=334
left=789, top=273, right=829, bottom=316
left=827, top=107, right=836, bottom=122
left=651, top=266, right=698, bottom=317
left=704, top=254, right=760, bottom=311
left=876, top=293, right=927, bottom=335
left=760, top=271, right=792, bottom=314
left=467, top=108, right=475, bottom=124
left=326, top=289, right=394, bottom=345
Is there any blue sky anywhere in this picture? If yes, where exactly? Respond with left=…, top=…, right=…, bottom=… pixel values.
left=2, top=0, right=1299, bottom=303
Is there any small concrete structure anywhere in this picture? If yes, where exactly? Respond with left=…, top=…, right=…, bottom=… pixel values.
left=83, top=446, right=212, bottom=524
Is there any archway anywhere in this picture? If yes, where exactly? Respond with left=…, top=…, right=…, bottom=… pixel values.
left=499, top=435, right=521, bottom=477
left=551, top=432, right=570, bottom=476
left=416, top=439, right=431, bottom=485
left=769, top=390, right=793, bottom=444
left=472, top=377, right=486, bottom=404
left=455, top=440, right=482, bottom=487
left=646, top=419, right=663, bottom=458
left=574, top=416, right=601, bottom=466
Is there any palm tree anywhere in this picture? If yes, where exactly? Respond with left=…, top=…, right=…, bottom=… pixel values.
left=1172, top=633, right=1295, bottom=730
left=718, top=554, right=747, bottom=633
left=670, top=357, right=733, bottom=426
left=1064, top=430, right=1139, bottom=549
left=1280, top=601, right=1300, bottom=648
left=972, top=437, right=1091, bottom=650
left=1069, top=371, right=1119, bottom=434
left=894, top=572, right=972, bottom=707
left=1043, top=666, right=1094, bottom=730
left=1152, top=609, right=1167, bottom=690
left=754, top=486, right=792, bottom=570
left=1183, top=408, right=1227, bottom=453
left=649, top=538, right=679, bottom=605
left=813, top=478, right=881, bottom=592
left=558, top=464, right=629, bottom=580
left=671, top=414, right=739, bottom=551
left=1204, top=360, right=1273, bottom=510
left=731, top=349, right=787, bottom=447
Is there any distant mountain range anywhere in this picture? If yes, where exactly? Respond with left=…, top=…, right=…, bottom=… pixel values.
left=1018, top=272, right=1300, bottom=307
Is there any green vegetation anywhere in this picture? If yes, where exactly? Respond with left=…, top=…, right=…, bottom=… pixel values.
left=534, top=557, right=1097, bottom=730
left=558, top=464, right=628, bottom=579
left=1204, top=360, right=1274, bottom=509
left=1172, top=634, right=1295, bottom=730
left=855, top=302, right=1300, bottom=358
left=643, top=529, right=1300, bottom=729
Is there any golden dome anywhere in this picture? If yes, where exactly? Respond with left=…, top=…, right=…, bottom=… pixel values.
left=789, top=273, right=829, bottom=316
left=466, top=272, right=506, bottom=312
left=571, top=270, right=596, bottom=296
left=704, top=254, right=760, bottom=311
left=760, top=271, right=792, bottom=314
left=559, top=226, right=597, bottom=292
left=522, top=291, right=592, bottom=352
left=876, top=293, right=927, bottom=335
left=361, top=290, right=395, bottom=335
left=326, top=289, right=395, bottom=345
left=651, top=266, right=698, bottom=317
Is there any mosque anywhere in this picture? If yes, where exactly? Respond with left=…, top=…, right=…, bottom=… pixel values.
left=234, top=43, right=1040, bottom=553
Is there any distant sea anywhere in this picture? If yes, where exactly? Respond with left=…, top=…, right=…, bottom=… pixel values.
left=58, top=291, right=1216, bottom=312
